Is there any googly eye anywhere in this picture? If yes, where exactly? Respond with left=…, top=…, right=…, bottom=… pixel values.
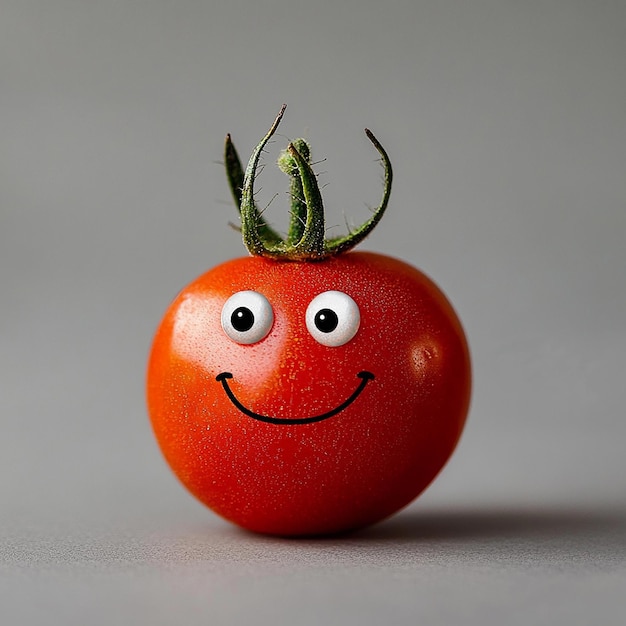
left=305, top=291, right=360, bottom=347
left=221, top=291, right=274, bottom=344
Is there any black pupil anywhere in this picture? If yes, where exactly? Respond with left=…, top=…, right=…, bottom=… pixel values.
left=314, top=308, right=339, bottom=333
left=231, top=307, right=255, bottom=332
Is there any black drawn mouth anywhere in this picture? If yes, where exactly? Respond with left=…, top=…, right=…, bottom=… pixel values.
left=216, top=371, right=375, bottom=425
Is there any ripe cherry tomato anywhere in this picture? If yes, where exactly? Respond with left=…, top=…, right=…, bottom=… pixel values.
left=147, top=107, right=471, bottom=536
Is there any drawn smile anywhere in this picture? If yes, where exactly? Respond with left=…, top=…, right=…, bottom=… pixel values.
left=216, top=371, right=375, bottom=425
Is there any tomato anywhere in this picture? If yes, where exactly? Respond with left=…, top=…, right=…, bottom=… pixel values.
left=147, top=106, right=471, bottom=536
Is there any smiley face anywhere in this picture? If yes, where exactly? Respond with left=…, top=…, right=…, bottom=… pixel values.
left=147, top=251, right=470, bottom=536
left=215, top=288, right=374, bottom=424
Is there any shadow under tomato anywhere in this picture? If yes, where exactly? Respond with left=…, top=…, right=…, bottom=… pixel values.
left=345, top=504, right=626, bottom=545
left=229, top=504, right=626, bottom=550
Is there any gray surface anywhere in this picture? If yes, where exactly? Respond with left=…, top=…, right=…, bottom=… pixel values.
left=2, top=1, right=625, bottom=624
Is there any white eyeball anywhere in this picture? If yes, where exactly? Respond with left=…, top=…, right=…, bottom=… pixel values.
left=305, top=291, right=360, bottom=347
left=221, top=291, right=274, bottom=344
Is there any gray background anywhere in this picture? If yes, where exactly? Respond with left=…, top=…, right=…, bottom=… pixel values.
left=2, top=1, right=625, bottom=624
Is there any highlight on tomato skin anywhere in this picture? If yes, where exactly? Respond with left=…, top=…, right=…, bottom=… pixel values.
left=146, top=107, right=471, bottom=536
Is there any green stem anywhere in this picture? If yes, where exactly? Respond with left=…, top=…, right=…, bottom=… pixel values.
left=224, top=134, right=244, bottom=209
left=324, top=128, right=393, bottom=256
left=229, top=105, right=393, bottom=261
left=240, top=104, right=288, bottom=257
left=287, top=141, right=327, bottom=259
left=282, top=138, right=310, bottom=247
left=224, top=132, right=283, bottom=245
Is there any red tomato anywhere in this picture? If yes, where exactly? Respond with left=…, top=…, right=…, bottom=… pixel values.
left=147, top=107, right=471, bottom=536
left=147, top=252, right=470, bottom=535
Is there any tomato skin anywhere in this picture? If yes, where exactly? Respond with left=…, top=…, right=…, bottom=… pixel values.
left=147, top=251, right=471, bottom=536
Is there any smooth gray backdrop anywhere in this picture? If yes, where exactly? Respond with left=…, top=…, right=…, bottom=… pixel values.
left=2, top=1, right=625, bottom=624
